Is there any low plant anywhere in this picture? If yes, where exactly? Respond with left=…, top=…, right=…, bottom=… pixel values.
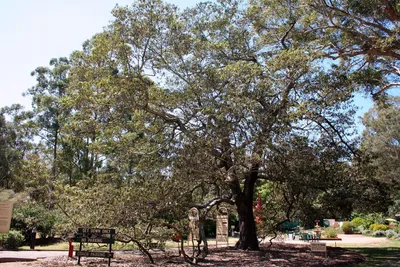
left=324, top=228, right=338, bottom=238
left=370, top=224, right=389, bottom=232
left=361, top=229, right=372, bottom=235
left=12, top=203, right=65, bottom=242
left=372, top=230, right=386, bottom=237
left=1, top=230, right=24, bottom=250
left=351, top=217, right=365, bottom=229
left=385, top=229, right=396, bottom=238
left=342, top=222, right=354, bottom=234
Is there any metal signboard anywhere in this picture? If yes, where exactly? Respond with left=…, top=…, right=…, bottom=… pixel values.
left=75, top=228, right=115, bottom=266
left=76, top=251, right=114, bottom=258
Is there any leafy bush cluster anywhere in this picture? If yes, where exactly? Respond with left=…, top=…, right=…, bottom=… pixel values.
left=11, top=203, right=65, bottom=242
left=372, top=230, right=386, bottom=237
left=1, top=230, right=24, bottom=250
left=323, top=228, right=338, bottom=238
left=385, top=230, right=397, bottom=238
left=361, top=229, right=372, bottom=235
left=369, top=224, right=389, bottom=232
left=341, top=222, right=354, bottom=234
left=351, top=217, right=365, bottom=229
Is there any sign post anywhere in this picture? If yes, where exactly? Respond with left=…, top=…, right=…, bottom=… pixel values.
left=216, top=207, right=228, bottom=247
left=311, top=242, right=327, bottom=258
left=75, top=228, right=115, bottom=266
left=0, top=202, right=13, bottom=234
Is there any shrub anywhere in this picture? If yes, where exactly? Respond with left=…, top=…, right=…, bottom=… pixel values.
left=342, top=222, right=354, bottom=234
left=2, top=230, right=24, bottom=250
left=351, top=217, right=365, bottom=229
left=361, top=229, right=372, bottom=235
left=324, top=228, right=338, bottom=238
left=12, top=204, right=65, bottom=241
left=370, top=224, right=389, bottom=232
left=372, top=230, right=386, bottom=237
left=385, top=230, right=397, bottom=238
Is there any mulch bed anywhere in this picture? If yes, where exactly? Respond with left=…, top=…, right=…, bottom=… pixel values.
left=25, top=243, right=365, bottom=266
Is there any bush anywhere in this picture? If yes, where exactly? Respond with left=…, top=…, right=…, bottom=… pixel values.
left=370, top=224, right=389, bottom=232
left=2, top=230, right=24, bottom=250
left=372, top=230, right=386, bottom=237
left=361, top=229, right=372, bottom=235
left=385, top=230, right=397, bottom=238
left=342, top=222, right=354, bottom=234
left=324, top=228, right=338, bottom=238
left=12, top=204, right=65, bottom=242
left=351, top=217, right=365, bottom=229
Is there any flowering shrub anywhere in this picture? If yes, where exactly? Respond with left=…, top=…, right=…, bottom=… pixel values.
left=369, top=224, right=389, bottom=232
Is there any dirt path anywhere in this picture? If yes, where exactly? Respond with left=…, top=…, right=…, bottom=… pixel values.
left=0, top=234, right=390, bottom=266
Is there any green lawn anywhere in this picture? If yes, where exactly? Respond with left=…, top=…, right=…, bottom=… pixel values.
left=344, top=240, right=400, bottom=267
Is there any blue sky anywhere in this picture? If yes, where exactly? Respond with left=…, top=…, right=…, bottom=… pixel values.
left=0, top=0, right=373, bottom=131
left=0, top=0, right=197, bottom=109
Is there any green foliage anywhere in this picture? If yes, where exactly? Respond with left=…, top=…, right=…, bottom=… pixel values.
left=352, top=213, right=387, bottom=229
left=3, top=0, right=398, bottom=253
left=369, top=224, right=389, bottom=232
left=385, top=230, right=397, bottom=238
left=351, top=217, right=366, bottom=229
left=342, top=222, right=354, bottom=234
left=12, top=204, right=64, bottom=239
left=372, top=230, right=386, bottom=237
left=1, top=230, right=24, bottom=250
left=324, top=228, right=338, bottom=238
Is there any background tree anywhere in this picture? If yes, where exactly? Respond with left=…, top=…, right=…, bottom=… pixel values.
left=25, top=58, right=70, bottom=205
left=358, top=96, right=400, bottom=215
left=0, top=105, right=34, bottom=191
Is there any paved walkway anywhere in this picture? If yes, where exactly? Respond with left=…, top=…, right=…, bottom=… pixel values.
left=0, top=250, right=67, bottom=262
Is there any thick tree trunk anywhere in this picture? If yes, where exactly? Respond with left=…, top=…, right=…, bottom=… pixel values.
left=232, top=164, right=260, bottom=250
left=235, top=195, right=259, bottom=250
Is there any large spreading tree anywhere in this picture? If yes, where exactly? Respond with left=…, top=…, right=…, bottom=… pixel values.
left=64, top=0, right=358, bottom=250
left=3, top=0, right=399, bottom=259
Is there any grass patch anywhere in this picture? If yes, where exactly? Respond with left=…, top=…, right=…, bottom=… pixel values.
left=348, top=247, right=400, bottom=267
left=340, top=239, right=400, bottom=266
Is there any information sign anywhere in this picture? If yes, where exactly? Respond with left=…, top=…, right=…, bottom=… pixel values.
left=311, top=242, right=327, bottom=257
left=311, top=243, right=327, bottom=252
left=0, top=202, right=13, bottom=233
left=76, top=251, right=114, bottom=258
left=75, top=228, right=115, bottom=266
left=216, top=207, right=228, bottom=245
